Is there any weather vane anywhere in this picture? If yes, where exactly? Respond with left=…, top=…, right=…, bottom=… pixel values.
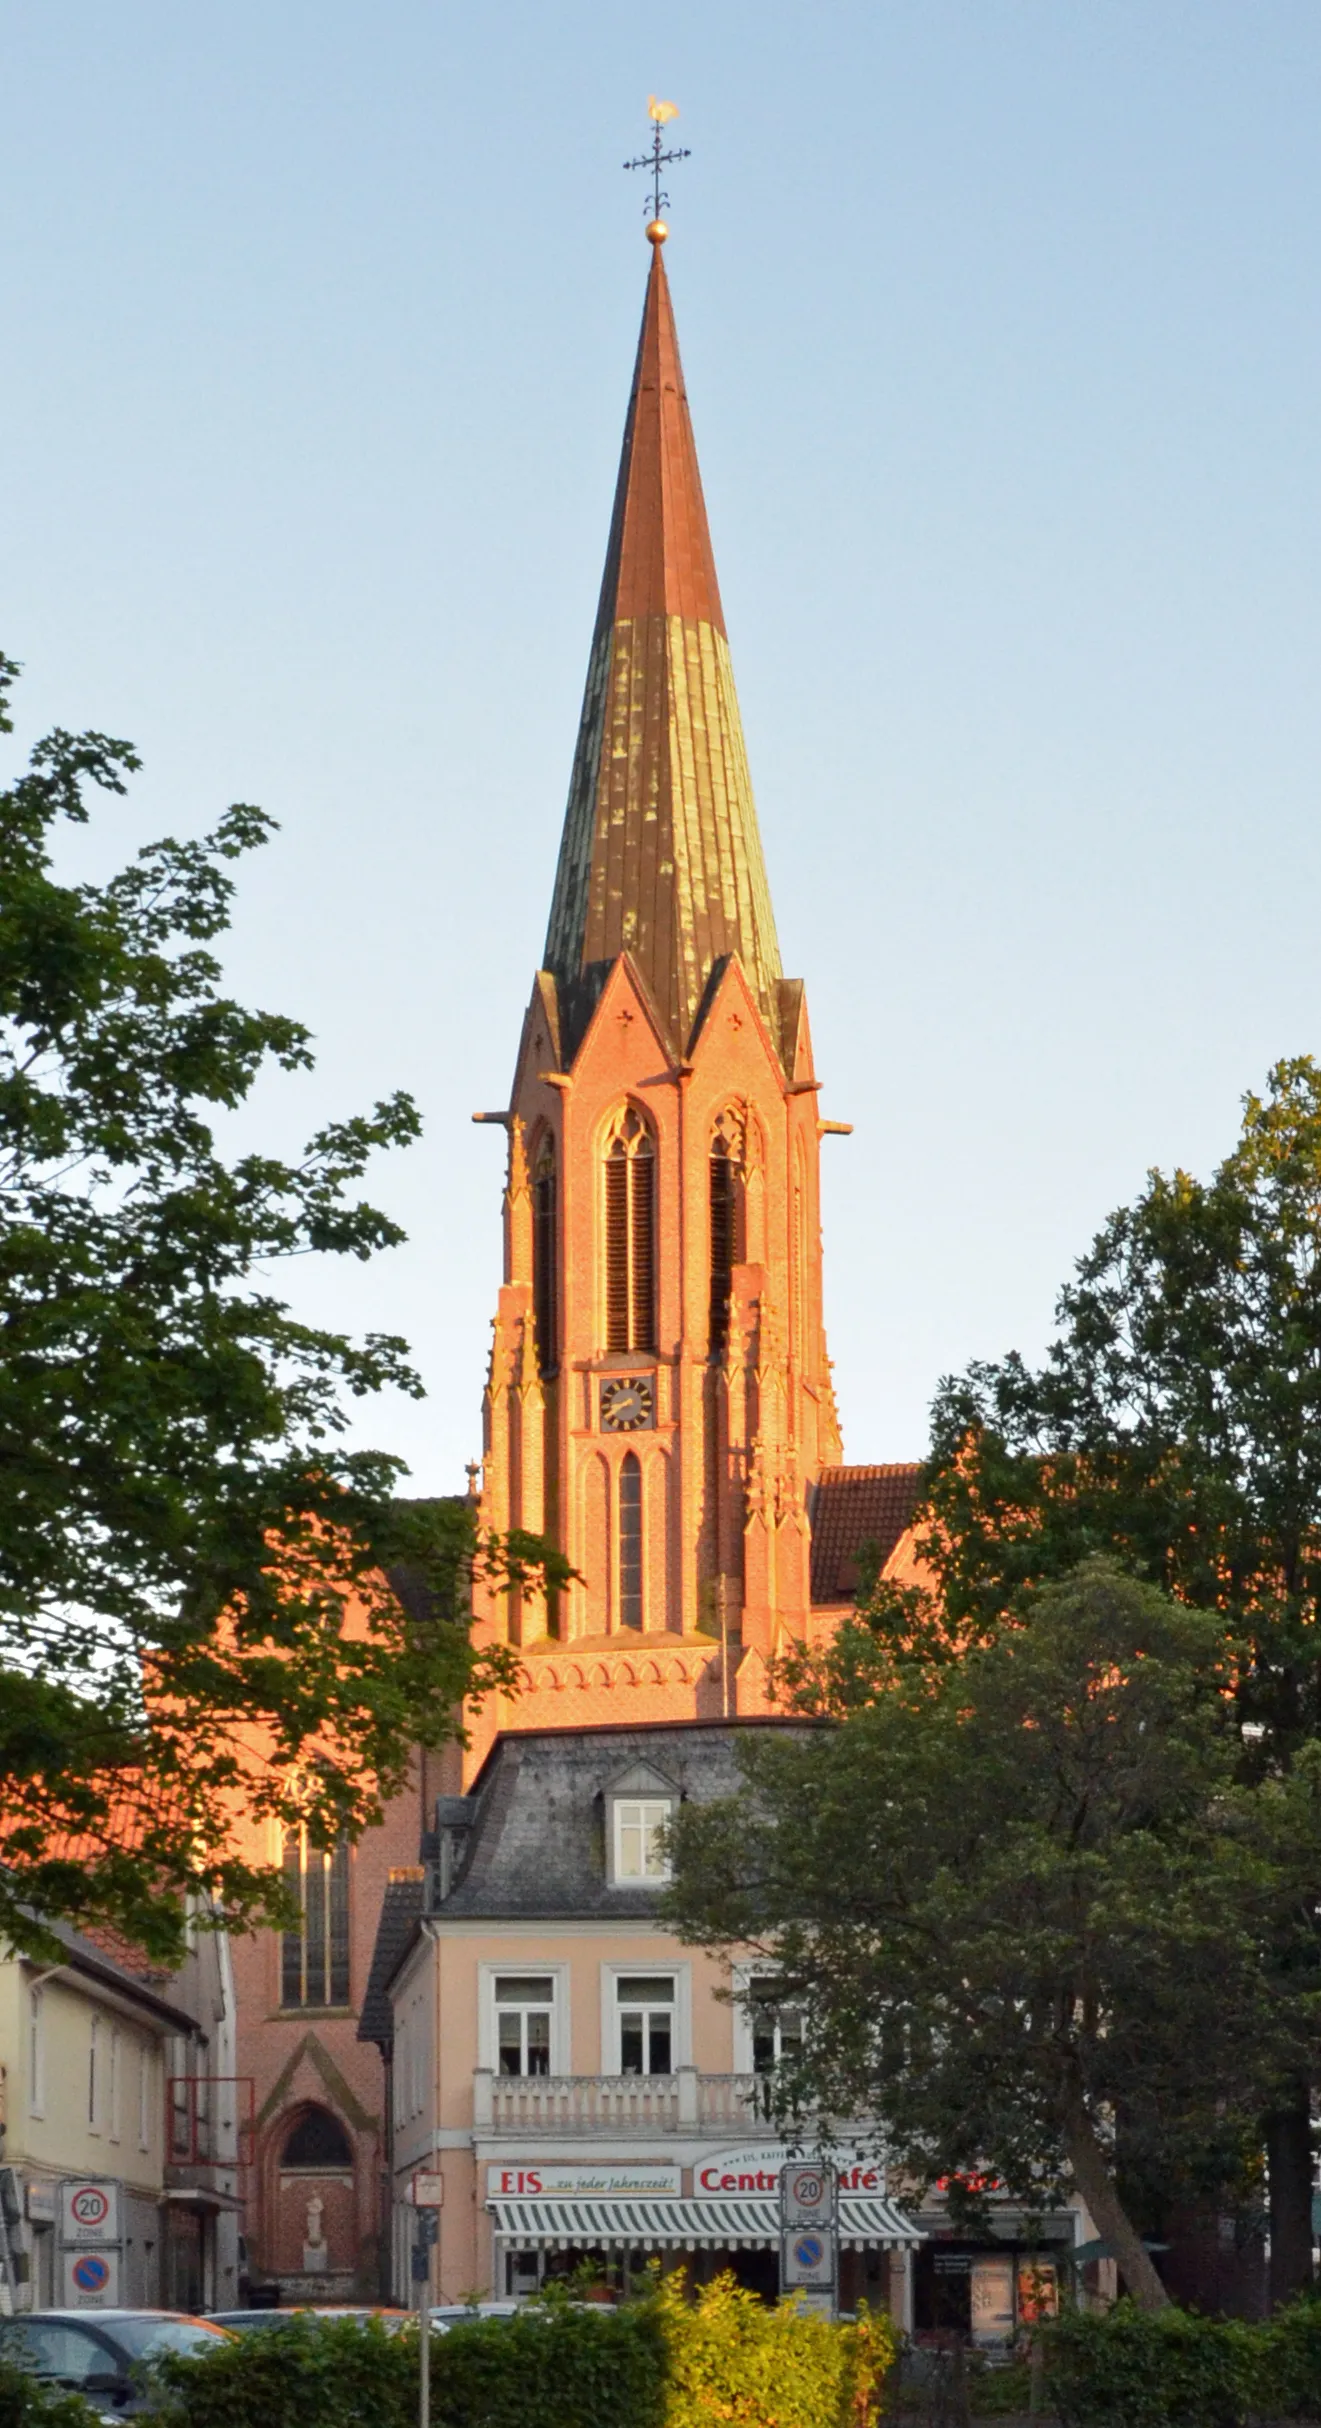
left=624, top=96, right=690, bottom=243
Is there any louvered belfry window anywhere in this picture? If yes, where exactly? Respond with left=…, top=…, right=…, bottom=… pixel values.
left=708, top=1109, right=744, bottom=1360
left=604, top=1110, right=655, bottom=1352
left=281, top=1832, right=350, bottom=2009
left=532, top=1131, right=558, bottom=1374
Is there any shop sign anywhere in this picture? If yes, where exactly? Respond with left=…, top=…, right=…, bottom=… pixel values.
left=63, top=2247, right=121, bottom=2307
left=59, top=2181, right=121, bottom=2244
left=696, top=2146, right=885, bottom=2198
left=488, top=2163, right=681, bottom=2198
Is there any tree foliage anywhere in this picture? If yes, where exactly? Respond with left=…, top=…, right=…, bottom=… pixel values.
left=924, top=1058, right=1321, bottom=1749
left=918, top=1059, right=1321, bottom=2293
left=0, top=654, right=565, bottom=1960
left=667, top=1562, right=1321, bottom=2312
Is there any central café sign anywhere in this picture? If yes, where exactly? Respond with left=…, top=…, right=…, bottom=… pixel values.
left=696, top=2147, right=885, bottom=2197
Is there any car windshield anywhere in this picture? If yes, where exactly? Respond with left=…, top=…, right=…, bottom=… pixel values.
left=108, top=2319, right=230, bottom=2359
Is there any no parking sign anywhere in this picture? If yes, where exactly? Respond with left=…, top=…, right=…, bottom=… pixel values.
left=62, top=2245, right=121, bottom=2307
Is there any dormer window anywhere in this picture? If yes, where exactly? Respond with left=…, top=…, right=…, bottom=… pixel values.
left=604, top=1760, right=679, bottom=1887
left=614, top=1798, right=671, bottom=1883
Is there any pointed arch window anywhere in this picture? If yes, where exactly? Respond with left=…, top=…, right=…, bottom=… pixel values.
left=604, top=1109, right=655, bottom=1353
left=708, top=1109, right=745, bottom=1360
left=532, top=1130, right=558, bottom=1375
left=281, top=1832, right=350, bottom=2010
left=618, top=1453, right=643, bottom=1630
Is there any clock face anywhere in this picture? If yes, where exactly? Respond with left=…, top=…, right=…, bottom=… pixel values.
left=600, top=1375, right=655, bottom=1432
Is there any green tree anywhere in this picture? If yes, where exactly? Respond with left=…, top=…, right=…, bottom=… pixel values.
left=0, top=653, right=560, bottom=1962
left=923, top=1058, right=1321, bottom=2297
left=667, top=1563, right=1321, bottom=2314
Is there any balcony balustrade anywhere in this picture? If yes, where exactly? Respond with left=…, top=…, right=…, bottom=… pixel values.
left=472, top=2069, right=779, bottom=2135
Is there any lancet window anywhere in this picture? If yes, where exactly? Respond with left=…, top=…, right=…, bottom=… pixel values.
left=618, top=1452, right=643, bottom=1630
left=708, top=1107, right=745, bottom=1360
left=532, top=1130, right=557, bottom=1374
left=604, top=1108, right=655, bottom=1353
left=281, top=1832, right=350, bottom=2010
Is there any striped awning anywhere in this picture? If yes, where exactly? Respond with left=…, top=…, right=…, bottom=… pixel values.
left=488, top=2195, right=919, bottom=2251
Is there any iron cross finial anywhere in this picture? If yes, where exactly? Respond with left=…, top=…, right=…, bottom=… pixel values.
left=624, top=97, right=691, bottom=241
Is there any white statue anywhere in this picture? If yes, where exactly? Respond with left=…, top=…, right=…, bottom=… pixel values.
left=302, top=2193, right=327, bottom=2273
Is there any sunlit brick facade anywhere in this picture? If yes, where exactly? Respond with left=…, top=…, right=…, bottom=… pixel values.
left=466, top=235, right=878, bottom=1778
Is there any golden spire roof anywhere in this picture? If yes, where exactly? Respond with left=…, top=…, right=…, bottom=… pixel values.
left=543, top=241, right=783, bottom=1060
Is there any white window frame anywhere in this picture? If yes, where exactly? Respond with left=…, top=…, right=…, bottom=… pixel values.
left=107, top=2023, right=121, bottom=2143
left=393, top=2016, right=408, bottom=2131
left=137, top=2045, right=152, bottom=2153
left=27, top=1986, right=45, bottom=2120
left=88, top=2014, right=102, bottom=2134
left=478, top=1962, right=570, bottom=2077
left=730, top=1963, right=807, bottom=2076
left=600, top=1961, right=690, bottom=2075
left=408, top=1989, right=426, bottom=2119
left=607, top=1795, right=675, bottom=1887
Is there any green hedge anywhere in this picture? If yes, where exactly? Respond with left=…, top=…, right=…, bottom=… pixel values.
left=152, top=2306, right=661, bottom=2428
left=1042, top=2294, right=1321, bottom=2427
left=150, top=2277, right=896, bottom=2428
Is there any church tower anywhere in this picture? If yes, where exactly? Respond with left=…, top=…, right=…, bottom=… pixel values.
left=469, top=228, right=847, bottom=1767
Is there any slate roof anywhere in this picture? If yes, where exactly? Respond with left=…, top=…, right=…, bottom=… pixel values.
left=357, top=1870, right=426, bottom=2049
left=415, top=1723, right=797, bottom=1932
left=809, top=1463, right=923, bottom=1605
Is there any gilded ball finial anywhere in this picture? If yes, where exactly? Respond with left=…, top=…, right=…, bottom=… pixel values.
left=646, top=218, right=669, bottom=244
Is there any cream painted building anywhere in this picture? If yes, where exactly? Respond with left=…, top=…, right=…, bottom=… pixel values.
left=361, top=1724, right=919, bottom=2322
left=0, top=1919, right=241, bottom=2313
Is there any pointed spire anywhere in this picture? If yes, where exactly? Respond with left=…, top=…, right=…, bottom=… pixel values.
left=543, top=240, right=783, bottom=1060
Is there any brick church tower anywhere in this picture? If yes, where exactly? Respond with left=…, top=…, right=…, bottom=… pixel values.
left=467, top=230, right=900, bottom=1773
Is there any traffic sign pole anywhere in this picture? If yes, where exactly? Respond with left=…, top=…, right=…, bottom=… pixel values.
left=410, top=2201, right=440, bottom=2428
left=779, top=2160, right=839, bottom=2320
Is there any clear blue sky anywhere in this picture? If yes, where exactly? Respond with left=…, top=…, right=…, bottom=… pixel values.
left=5, top=2, right=1319, bottom=1490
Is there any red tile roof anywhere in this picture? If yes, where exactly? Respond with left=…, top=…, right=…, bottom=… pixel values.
left=810, top=1463, right=923, bottom=1604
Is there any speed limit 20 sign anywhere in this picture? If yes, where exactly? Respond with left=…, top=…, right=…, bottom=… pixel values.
left=60, top=2181, right=121, bottom=2244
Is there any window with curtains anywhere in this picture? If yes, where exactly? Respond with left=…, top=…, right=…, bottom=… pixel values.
left=708, top=1109, right=744, bottom=1359
left=615, top=1974, right=677, bottom=2075
left=281, top=1833, right=351, bottom=2009
left=618, top=1452, right=643, bottom=1629
left=604, top=1109, right=655, bottom=1352
left=532, top=1130, right=558, bottom=1374
left=494, top=1974, right=555, bottom=2076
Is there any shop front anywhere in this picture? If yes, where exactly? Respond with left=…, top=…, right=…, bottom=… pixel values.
left=911, top=2189, right=1083, bottom=2347
left=484, top=2146, right=919, bottom=2316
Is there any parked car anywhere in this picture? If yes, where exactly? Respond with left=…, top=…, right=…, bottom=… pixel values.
left=0, top=2311, right=232, bottom=2418
left=207, top=2306, right=410, bottom=2334
left=429, top=2303, right=521, bottom=2328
